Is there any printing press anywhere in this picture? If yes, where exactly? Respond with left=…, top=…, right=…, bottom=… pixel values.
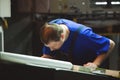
left=0, top=51, right=120, bottom=80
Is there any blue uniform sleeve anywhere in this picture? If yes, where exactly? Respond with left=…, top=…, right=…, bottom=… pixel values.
left=81, top=29, right=110, bottom=55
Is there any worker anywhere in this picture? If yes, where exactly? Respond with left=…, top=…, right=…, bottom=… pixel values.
left=40, top=18, right=115, bottom=69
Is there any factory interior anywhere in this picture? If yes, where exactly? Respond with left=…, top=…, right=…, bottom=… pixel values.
left=0, top=0, right=120, bottom=80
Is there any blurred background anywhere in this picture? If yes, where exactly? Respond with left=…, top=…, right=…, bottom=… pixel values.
left=0, top=0, right=120, bottom=70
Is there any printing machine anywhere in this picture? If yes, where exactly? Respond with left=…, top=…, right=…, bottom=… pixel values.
left=0, top=52, right=119, bottom=80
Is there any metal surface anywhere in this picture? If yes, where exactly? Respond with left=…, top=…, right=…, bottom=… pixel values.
left=0, top=26, right=4, bottom=52
left=0, top=51, right=73, bottom=70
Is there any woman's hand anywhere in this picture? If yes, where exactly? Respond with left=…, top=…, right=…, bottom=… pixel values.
left=83, top=62, right=98, bottom=71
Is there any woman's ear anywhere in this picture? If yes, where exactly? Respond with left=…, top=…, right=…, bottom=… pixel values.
left=60, top=33, right=64, bottom=40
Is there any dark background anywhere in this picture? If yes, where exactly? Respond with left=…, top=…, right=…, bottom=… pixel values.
left=0, top=0, right=120, bottom=70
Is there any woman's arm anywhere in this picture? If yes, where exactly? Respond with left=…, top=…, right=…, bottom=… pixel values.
left=84, top=39, right=115, bottom=68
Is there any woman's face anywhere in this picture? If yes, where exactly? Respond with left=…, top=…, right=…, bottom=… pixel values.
left=45, top=39, right=64, bottom=51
